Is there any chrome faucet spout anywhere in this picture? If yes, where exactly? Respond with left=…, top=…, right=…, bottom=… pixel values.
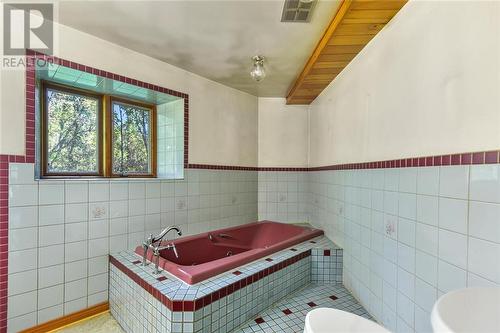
left=141, top=226, right=182, bottom=267
left=151, top=226, right=182, bottom=244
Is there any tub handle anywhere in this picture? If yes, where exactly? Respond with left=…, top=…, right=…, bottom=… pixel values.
left=151, top=243, right=179, bottom=274
left=171, top=244, right=179, bottom=258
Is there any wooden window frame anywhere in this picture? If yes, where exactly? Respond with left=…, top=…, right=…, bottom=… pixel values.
left=40, top=80, right=157, bottom=179
left=41, top=81, right=104, bottom=178
left=106, top=96, right=157, bottom=178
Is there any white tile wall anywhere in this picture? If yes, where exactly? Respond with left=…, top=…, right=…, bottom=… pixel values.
left=157, top=100, right=184, bottom=179
left=7, top=162, right=500, bottom=332
left=7, top=164, right=257, bottom=332
left=258, top=171, right=309, bottom=223
left=308, top=165, right=500, bottom=333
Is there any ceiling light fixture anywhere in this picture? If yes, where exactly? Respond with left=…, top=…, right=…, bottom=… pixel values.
left=250, top=55, right=266, bottom=82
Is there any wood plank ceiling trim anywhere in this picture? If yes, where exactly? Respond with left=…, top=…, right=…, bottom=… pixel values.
left=286, top=0, right=407, bottom=105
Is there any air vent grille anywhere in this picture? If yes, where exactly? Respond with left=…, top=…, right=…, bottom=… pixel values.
left=281, top=0, right=317, bottom=23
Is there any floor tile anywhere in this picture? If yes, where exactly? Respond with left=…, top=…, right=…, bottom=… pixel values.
left=232, top=283, right=373, bottom=333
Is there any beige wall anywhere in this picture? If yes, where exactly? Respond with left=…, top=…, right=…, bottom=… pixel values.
left=0, top=23, right=258, bottom=167
left=309, top=0, right=500, bottom=167
left=258, top=98, right=309, bottom=167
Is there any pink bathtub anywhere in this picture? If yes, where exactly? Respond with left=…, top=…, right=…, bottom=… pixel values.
left=135, top=221, right=323, bottom=284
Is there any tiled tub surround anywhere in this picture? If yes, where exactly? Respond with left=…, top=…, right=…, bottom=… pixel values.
left=308, top=164, right=500, bottom=333
left=109, top=236, right=340, bottom=333
left=6, top=166, right=257, bottom=332
left=310, top=248, right=343, bottom=284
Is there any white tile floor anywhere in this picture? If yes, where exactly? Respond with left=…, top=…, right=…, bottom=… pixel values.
left=233, top=283, right=372, bottom=333
left=58, top=283, right=372, bottom=333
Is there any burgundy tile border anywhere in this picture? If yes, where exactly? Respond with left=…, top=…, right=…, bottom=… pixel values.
left=186, top=164, right=259, bottom=171
left=307, top=150, right=500, bottom=171
left=187, top=150, right=499, bottom=172
left=0, top=155, right=8, bottom=332
left=109, top=250, right=311, bottom=312
left=256, top=166, right=310, bottom=172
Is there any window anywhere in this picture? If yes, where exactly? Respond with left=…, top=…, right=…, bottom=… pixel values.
left=41, top=81, right=157, bottom=178
left=110, top=99, right=156, bottom=177
left=42, top=83, right=102, bottom=176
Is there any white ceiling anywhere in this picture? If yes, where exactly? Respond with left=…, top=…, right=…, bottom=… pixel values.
left=56, top=0, right=341, bottom=97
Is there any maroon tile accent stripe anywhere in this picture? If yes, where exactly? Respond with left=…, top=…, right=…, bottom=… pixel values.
left=307, top=150, right=500, bottom=171
left=282, top=309, right=292, bottom=315
left=109, top=250, right=311, bottom=312
left=0, top=155, right=8, bottom=332
left=307, top=302, right=317, bottom=307
left=329, top=295, right=338, bottom=300
left=187, top=151, right=499, bottom=171
left=186, top=165, right=312, bottom=171
left=258, top=167, right=310, bottom=171
left=324, top=250, right=331, bottom=256
left=254, top=317, right=265, bottom=324
left=186, top=164, right=259, bottom=171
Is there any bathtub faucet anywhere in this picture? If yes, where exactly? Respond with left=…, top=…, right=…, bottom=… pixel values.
left=152, top=243, right=178, bottom=274
left=142, top=226, right=182, bottom=266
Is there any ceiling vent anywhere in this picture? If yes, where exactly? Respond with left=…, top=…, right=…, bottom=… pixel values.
left=281, top=0, right=317, bottom=23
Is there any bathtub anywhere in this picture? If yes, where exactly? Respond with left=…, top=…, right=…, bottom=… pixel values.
left=135, top=221, right=323, bottom=284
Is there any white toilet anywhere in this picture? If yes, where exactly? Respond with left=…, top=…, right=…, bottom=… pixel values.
left=304, top=308, right=390, bottom=333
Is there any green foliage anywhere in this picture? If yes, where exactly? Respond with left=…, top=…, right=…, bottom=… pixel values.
left=45, top=88, right=153, bottom=176
left=112, top=102, right=150, bottom=175
left=46, top=88, right=99, bottom=173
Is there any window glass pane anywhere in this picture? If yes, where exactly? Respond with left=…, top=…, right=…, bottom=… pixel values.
left=46, top=88, right=99, bottom=173
left=112, top=101, right=152, bottom=175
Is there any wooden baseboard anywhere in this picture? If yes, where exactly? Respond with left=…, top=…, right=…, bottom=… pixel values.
left=20, top=302, right=109, bottom=333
